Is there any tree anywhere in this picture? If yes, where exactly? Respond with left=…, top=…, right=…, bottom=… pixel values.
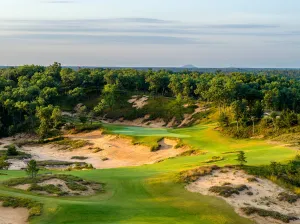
left=236, top=151, right=247, bottom=166
left=231, top=100, right=247, bottom=131
left=7, top=144, right=18, bottom=156
left=0, top=156, right=9, bottom=170
left=26, top=160, right=39, bottom=178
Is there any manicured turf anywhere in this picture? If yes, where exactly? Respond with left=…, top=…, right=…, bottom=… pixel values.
left=0, top=124, right=297, bottom=224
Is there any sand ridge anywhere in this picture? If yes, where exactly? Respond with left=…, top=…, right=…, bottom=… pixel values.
left=187, top=169, right=300, bottom=224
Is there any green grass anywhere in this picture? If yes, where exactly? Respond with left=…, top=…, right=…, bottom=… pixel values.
left=0, top=124, right=298, bottom=224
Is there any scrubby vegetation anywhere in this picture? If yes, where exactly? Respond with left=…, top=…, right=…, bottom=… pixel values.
left=179, top=165, right=220, bottom=183
left=241, top=207, right=298, bottom=223
left=244, top=155, right=300, bottom=193
left=71, top=156, right=88, bottom=160
left=0, top=144, right=31, bottom=160
left=0, top=195, right=42, bottom=218
left=55, top=138, right=91, bottom=150
left=209, top=184, right=248, bottom=197
left=3, top=174, right=102, bottom=196
left=277, top=192, right=299, bottom=204
left=203, top=156, right=224, bottom=163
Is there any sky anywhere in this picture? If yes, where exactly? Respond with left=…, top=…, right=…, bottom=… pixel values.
left=0, top=0, right=300, bottom=67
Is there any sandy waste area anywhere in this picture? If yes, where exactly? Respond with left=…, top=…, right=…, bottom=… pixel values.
left=187, top=168, right=300, bottom=224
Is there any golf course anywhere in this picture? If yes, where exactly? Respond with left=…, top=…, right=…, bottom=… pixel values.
left=0, top=123, right=297, bottom=224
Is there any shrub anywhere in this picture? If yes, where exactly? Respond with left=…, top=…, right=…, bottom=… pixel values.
left=6, top=144, right=18, bottom=156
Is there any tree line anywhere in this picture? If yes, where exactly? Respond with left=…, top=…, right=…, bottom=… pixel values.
left=1, top=62, right=300, bottom=137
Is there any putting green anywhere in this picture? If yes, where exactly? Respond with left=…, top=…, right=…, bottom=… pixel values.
left=0, top=124, right=297, bottom=224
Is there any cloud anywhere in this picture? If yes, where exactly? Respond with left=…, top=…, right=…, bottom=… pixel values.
left=206, top=24, right=279, bottom=29
left=2, top=33, right=220, bottom=45
left=42, top=0, right=77, bottom=3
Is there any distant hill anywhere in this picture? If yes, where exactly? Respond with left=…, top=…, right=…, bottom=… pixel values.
left=181, top=64, right=198, bottom=69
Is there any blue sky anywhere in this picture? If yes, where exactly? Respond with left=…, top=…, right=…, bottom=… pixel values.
left=0, top=0, right=300, bottom=67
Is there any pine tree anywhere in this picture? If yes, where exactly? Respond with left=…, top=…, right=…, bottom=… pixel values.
left=26, top=160, right=39, bottom=178
left=236, top=151, right=247, bottom=166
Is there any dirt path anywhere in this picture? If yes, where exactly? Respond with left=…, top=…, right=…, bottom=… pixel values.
left=187, top=169, right=300, bottom=224
left=0, top=202, right=29, bottom=224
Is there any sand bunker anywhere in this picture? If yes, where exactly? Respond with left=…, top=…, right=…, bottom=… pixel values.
left=3, top=130, right=187, bottom=170
left=187, top=169, right=300, bottom=224
left=0, top=202, right=29, bottom=224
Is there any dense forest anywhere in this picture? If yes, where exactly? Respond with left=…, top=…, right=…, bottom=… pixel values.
left=1, top=62, right=300, bottom=138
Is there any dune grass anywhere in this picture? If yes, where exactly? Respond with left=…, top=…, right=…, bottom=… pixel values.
left=0, top=124, right=298, bottom=224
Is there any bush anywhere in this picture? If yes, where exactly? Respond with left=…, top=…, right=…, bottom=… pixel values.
left=6, top=144, right=18, bottom=156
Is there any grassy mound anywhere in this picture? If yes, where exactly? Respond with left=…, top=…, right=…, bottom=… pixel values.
left=3, top=174, right=103, bottom=196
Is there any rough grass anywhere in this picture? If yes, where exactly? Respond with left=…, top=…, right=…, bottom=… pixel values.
left=55, top=138, right=91, bottom=150
left=71, top=156, right=88, bottom=160
left=203, top=156, right=224, bottom=163
left=179, top=165, right=220, bottom=183
left=36, top=160, right=85, bottom=167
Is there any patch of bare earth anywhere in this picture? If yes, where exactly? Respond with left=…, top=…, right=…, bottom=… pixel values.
left=186, top=169, right=300, bottom=224
left=128, top=95, right=149, bottom=109
left=102, top=116, right=167, bottom=128
left=0, top=202, right=29, bottom=224
left=178, top=104, right=209, bottom=128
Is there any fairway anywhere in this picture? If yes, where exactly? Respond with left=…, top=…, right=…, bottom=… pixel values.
left=0, top=124, right=297, bottom=224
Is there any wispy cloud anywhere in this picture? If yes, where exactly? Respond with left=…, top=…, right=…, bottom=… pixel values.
left=42, top=0, right=77, bottom=3
left=1, top=33, right=221, bottom=45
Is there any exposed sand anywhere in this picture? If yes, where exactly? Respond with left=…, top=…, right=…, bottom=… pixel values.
left=2, top=131, right=187, bottom=170
left=178, top=104, right=209, bottom=128
left=187, top=169, right=300, bottom=224
left=0, top=202, right=29, bottom=224
left=102, top=116, right=167, bottom=128
left=128, top=95, right=149, bottom=109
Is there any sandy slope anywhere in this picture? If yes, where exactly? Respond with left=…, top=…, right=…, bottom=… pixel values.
left=0, top=202, right=29, bottom=224
left=187, top=169, right=300, bottom=224
left=1, top=131, right=187, bottom=170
